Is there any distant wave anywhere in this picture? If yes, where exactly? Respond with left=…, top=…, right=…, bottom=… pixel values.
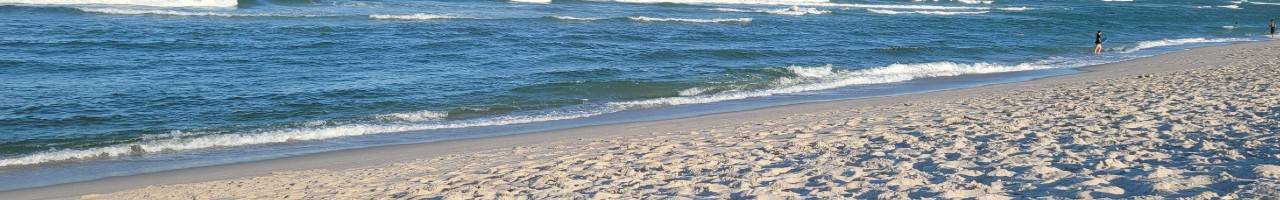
left=628, top=16, right=752, bottom=23
left=375, top=110, right=448, bottom=122
left=0, top=109, right=612, bottom=168
left=75, top=7, right=332, bottom=17
left=510, top=0, right=551, bottom=4
left=600, top=0, right=828, bottom=5
left=1120, top=37, right=1253, bottom=53
left=0, top=0, right=235, bottom=7
left=550, top=15, right=606, bottom=21
left=956, top=0, right=993, bottom=4
left=912, top=0, right=993, bottom=4
left=866, top=8, right=988, bottom=15
left=1100, top=0, right=1133, bottom=2
left=610, top=61, right=1055, bottom=109
left=594, top=0, right=991, bottom=10
left=1247, top=0, right=1280, bottom=5
left=369, top=13, right=461, bottom=20
left=710, top=6, right=830, bottom=15
left=997, top=6, right=1032, bottom=11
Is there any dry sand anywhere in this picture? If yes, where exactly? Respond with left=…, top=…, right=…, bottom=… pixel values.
left=7, top=40, right=1280, bottom=199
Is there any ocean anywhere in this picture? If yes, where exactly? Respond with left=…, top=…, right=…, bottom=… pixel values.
left=0, top=0, right=1274, bottom=190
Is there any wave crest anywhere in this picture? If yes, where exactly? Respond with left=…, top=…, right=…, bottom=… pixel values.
left=369, top=13, right=459, bottom=20
left=628, top=16, right=752, bottom=23
left=376, top=110, right=448, bottom=122
left=610, top=61, right=1053, bottom=109
left=711, top=6, right=830, bottom=15
left=0, top=109, right=609, bottom=168
left=866, top=8, right=988, bottom=15
left=0, top=0, right=236, bottom=7
left=1121, top=38, right=1252, bottom=53
left=75, top=7, right=331, bottom=17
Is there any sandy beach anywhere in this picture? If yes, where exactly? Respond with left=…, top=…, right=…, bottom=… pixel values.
left=6, top=40, right=1280, bottom=199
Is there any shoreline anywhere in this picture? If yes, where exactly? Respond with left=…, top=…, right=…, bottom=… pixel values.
left=4, top=40, right=1278, bottom=199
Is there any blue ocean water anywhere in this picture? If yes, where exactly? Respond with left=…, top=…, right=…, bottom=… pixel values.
left=0, top=0, right=1274, bottom=190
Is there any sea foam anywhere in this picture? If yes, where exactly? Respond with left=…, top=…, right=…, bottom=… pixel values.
left=1247, top=0, right=1280, bottom=5
left=1121, top=38, right=1252, bottom=53
left=510, top=0, right=552, bottom=4
left=610, top=61, right=1054, bottom=109
left=376, top=110, right=448, bottom=122
left=550, top=15, right=606, bottom=21
left=0, top=109, right=611, bottom=168
left=75, top=7, right=331, bottom=17
left=710, top=6, right=830, bottom=15
left=913, top=0, right=993, bottom=4
left=369, top=13, right=460, bottom=20
left=594, top=0, right=990, bottom=10
left=866, top=8, right=988, bottom=15
left=0, top=0, right=236, bottom=7
left=629, top=16, right=752, bottom=23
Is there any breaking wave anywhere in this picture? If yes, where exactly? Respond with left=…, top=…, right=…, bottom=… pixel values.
left=75, top=7, right=333, bottom=17
left=0, top=0, right=235, bottom=7
left=1120, top=38, right=1253, bottom=53
left=1247, top=1, right=1280, bottom=5
left=375, top=110, right=448, bottom=122
left=594, top=0, right=991, bottom=10
left=913, top=0, right=993, bottom=4
left=628, top=16, right=752, bottom=23
left=0, top=109, right=612, bottom=168
left=550, top=15, right=606, bottom=21
left=369, top=13, right=461, bottom=20
left=866, top=8, right=988, bottom=15
left=510, top=0, right=551, bottom=4
left=609, top=61, right=1054, bottom=109
left=710, top=6, right=830, bottom=15
left=997, top=6, right=1032, bottom=11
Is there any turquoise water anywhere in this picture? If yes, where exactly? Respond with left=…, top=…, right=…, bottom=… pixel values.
left=0, top=0, right=1275, bottom=190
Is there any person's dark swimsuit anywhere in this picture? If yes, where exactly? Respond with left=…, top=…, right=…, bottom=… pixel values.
left=1095, top=34, right=1102, bottom=44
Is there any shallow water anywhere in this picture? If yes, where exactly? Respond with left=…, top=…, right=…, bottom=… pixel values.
left=0, top=0, right=1275, bottom=190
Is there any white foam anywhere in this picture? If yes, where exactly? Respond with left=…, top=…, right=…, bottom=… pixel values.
left=610, top=61, right=1054, bottom=109
left=510, top=0, right=551, bottom=4
left=628, top=16, right=752, bottom=23
left=369, top=13, right=459, bottom=20
left=551, top=15, right=606, bottom=21
left=594, top=0, right=989, bottom=10
left=763, top=6, right=829, bottom=15
left=712, top=6, right=830, bottom=15
left=1121, top=38, right=1252, bottom=53
left=865, top=8, right=909, bottom=14
left=914, top=0, right=992, bottom=4
left=76, top=7, right=330, bottom=17
left=602, top=0, right=828, bottom=5
left=376, top=110, right=448, bottom=122
left=0, top=0, right=235, bottom=7
left=956, top=0, right=992, bottom=4
left=678, top=87, right=712, bottom=96
left=997, top=6, right=1032, bottom=11
left=866, top=8, right=988, bottom=15
left=0, top=109, right=612, bottom=167
left=1217, top=4, right=1242, bottom=9
left=1248, top=1, right=1280, bottom=5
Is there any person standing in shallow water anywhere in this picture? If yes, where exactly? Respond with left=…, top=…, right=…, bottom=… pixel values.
left=1271, top=19, right=1276, bottom=36
left=1093, top=31, right=1104, bottom=55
